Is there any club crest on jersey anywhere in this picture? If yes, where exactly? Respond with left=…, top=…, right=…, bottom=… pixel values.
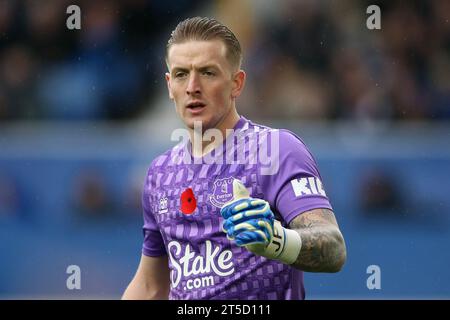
left=210, top=177, right=234, bottom=208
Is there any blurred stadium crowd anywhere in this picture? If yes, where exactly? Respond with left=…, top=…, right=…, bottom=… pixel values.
left=0, top=0, right=207, bottom=120
left=0, top=0, right=449, bottom=122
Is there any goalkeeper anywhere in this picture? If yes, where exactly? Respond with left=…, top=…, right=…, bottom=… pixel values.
left=123, top=17, right=346, bottom=300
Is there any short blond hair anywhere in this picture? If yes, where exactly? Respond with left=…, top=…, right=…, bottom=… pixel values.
left=166, top=17, right=242, bottom=70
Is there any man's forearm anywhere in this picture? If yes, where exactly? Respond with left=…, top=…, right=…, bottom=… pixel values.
left=291, top=225, right=346, bottom=272
left=288, top=209, right=347, bottom=272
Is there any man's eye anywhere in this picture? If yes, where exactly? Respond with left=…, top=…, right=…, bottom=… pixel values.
left=203, top=71, right=215, bottom=76
left=175, top=72, right=187, bottom=78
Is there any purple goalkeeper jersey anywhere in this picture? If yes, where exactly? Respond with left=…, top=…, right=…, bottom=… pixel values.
left=142, top=116, right=332, bottom=300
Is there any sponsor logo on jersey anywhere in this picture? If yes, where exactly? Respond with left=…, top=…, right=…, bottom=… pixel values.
left=167, top=240, right=235, bottom=291
left=291, top=177, right=327, bottom=197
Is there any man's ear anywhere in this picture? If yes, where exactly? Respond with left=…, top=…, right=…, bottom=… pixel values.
left=165, top=72, right=174, bottom=100
left=231, top=70, right=246, bottom=99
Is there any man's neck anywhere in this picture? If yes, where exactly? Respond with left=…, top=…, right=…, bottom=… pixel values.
left=190, top=108, right=240, bottom=158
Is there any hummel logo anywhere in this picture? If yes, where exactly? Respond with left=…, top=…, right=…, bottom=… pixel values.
left=159, top=197, right=168, bottom=214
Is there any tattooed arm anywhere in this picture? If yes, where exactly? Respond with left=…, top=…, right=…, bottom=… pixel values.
left=289, top=208, right=346, bottom=272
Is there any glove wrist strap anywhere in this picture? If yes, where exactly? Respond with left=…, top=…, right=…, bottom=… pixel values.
left=266, top=220, right=302, bottom=265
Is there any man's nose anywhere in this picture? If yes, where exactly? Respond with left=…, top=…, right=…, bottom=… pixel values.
left=186, top=73, right=201, bottom=95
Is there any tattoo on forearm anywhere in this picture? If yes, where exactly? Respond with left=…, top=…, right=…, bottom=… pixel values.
left=289, top=209, right=346, bottom=272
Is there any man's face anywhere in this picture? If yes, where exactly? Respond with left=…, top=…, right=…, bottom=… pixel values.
left=165, top=40, right=244, bottom=131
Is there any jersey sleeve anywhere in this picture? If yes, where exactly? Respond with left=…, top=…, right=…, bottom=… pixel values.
left=142, top=165, right=167, bottom=257
left=260, top=129, right=333, bottom=225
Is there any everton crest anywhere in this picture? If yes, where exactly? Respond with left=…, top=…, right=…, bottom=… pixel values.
left=210, top=177, right=235, bottom=208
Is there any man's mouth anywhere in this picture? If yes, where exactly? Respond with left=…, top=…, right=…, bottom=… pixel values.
left=186, top=101, right=206, bottom=114
left=186, top=101, right=206, bottom=109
